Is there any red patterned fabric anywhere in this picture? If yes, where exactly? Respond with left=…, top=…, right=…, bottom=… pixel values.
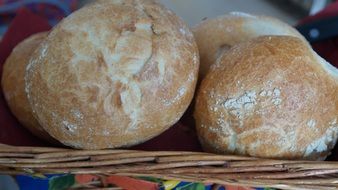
left=298, top=1, right=338, bottom=69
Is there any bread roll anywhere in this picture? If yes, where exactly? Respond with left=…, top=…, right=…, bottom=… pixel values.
left=194, top=36, right=338, bottom=160
left=1, top=32, right=57, bottom=143
left=26, top=0, right=199, bottom=149
left=193, top=12, right=306, bottom=79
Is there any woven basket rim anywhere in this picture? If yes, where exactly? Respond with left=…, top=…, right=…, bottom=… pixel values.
left=1, top=143, right=338, bottom=190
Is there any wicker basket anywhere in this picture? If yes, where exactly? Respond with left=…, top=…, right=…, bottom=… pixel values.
left=1, top=143, right=338, bottom=190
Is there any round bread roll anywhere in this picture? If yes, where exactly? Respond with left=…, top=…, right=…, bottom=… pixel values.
left=193, top=12, right=306, bottom=79
left=194, top=36, right=338, bottom=160
left=26, top=0, right=199, bottom=149
left=1, top=32, right=58, bottom=143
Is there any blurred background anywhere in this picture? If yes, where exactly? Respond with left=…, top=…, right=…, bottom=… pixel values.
left=69, top=0, right=333, bottom=26
left=158, top=0, right=328, bottom=25
left=0, top=0, right=334, bottom=37
left=0, top=0, right=335, bottom=189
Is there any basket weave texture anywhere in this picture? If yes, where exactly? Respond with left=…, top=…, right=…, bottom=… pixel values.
left=1, top=143, right=338, bottom=190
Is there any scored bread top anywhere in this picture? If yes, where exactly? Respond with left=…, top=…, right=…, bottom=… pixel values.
left=26, top=0, right=199, bottom=149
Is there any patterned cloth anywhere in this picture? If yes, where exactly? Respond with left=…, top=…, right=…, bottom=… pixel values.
left=0, top=0, right=78, bottom=35
left=297, top=0, right=338, bottom=72
left=15, top=174, right=271, bottom=190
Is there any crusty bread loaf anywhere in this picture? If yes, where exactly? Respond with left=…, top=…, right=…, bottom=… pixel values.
left=1, top=32, right=58, bottom=143
left=25, top=0, right=199, bottom=149
left=194, top=36, right=338, bottom=160
left=193, top=12, right=306, bottom=79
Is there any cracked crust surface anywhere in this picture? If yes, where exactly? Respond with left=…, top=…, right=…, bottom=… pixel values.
left=1, top=32, right=58, bottom=143
left=193, top=12, right=306, bottom=79
left=25, top=0, right=199, bottom=149
left=195, top=36, right=338, bottom=160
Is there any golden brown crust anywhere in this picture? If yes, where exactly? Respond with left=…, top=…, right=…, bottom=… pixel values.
left=194, top=36, right=338, bottom=160
left=26, top=0, right=199, bottom=149
left=193, top=12, right=307, bottom=79
left=1, top=32, right=58, bottom=143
